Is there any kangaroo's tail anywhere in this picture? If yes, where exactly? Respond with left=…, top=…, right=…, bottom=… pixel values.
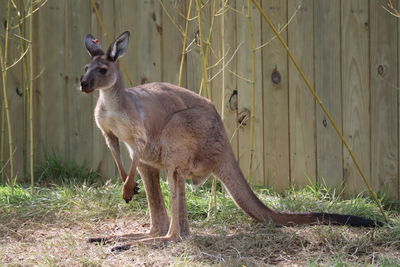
left=215, top=151, right=382, bottom=227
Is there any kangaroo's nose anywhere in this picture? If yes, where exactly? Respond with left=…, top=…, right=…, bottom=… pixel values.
left=80, top=80, right=89, bottom=90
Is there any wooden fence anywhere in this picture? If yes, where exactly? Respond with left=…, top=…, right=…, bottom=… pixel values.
left=1, top=0, right=400, bottom=200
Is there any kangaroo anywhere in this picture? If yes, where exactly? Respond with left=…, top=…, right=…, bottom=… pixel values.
left=81, top=31, right=381, bottom=252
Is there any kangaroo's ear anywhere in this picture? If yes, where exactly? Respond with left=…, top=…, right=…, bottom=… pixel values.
left=106, top=31, right=130, bottom=61
left=84, top=34, right=104, bottom=57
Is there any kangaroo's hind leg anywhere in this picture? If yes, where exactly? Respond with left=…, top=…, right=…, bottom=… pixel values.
left=88, top=164, right=169, bottom=244
left=138, top=163, right=170, bottom=236
left=110, top=169, right=188, bottom=251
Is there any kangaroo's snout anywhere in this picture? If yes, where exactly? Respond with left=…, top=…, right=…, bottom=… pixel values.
left=80, top=79, right=94, bottom=93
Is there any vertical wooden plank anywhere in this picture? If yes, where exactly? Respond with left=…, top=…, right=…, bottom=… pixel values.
left=370, top=0, right=398, bottom=199
left=398, top=0, right=400, bottom=201
left=211, top=0, right=238, bottom=158
left=211, top=0, right=223, bottom=114
left=33, top=2, right=44, bottom=165
left=9, top=31, right=24, bottom=181
left=261, top=0, right=289, bottom=191
left=0, top=4, right=5, bottom=180
left=90, top=0, right=116, bottom=178
left=32, top=1, right=41, bottom=171
left=36, top=0, right=66, bottom=160
left=314, top=0, right=343, bottom=189
left=4, top=5, right=25, bottom=180
left=223, top=1, right=239, bottom=159
left=341, top=0, right=370, bottom=197
left=288, top=0, right=316, bottom=188
left=0, top=5, right=25, bottom=180
left=186, top=0, right=202, bottom=93
left=65, top=1, right=93, bottom=167
left=115, top=0, right=162, bottom=140
left=236, top=0, right=264, bottom=185
left=131, top=0, right=162, bottom=85
left=161, top=0, right=186, bottom=85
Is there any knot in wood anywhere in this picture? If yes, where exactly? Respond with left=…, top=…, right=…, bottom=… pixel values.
left=377, top=65, right=384, bottom=76
left=271, top=67, right=281, bottom=85
left=322, top=118, right=327, bottom=128
left=238, top=108, right=250, bottom=127
left=229, top=90, right=238, bottom=111
left=16, top=87, right=23, bottom=97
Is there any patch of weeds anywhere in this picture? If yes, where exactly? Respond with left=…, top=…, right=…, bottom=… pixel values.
left=0, top=180, right=149, bottom=233
left=380, top=256, right=400, bottom=267
left=41, top=256, right=59, bottom=267
left=308, top=254, right=360, bottom=267
left=174, top=248, right=191, bottom=267
left=184, top=182, right=248, bottom=226
left=0, top=183, right=31, bottom=204
left=265, top=183, right=385, bottom=224
left=34, top=152, right=102, bottom=186
left=376, top=218, right=400, bottom=248
left=77, top=257, right=102, bottom=267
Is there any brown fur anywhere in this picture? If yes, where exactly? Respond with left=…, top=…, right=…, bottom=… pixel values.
left=81, top=32, right=381, bottom=251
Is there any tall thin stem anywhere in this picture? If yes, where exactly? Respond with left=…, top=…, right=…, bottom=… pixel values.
left=195, top=0, right=211, bottom=99
left=178, top=0, right=193, bottom=87
left=0, top=0, right=15, bottom=180
left=247, top=0, right=256, bottom=182
left=17, top=0, right=29, bottom=181
left=29, top=0, right=35, bottom=192
left=220, top=0, right=225, bottom=120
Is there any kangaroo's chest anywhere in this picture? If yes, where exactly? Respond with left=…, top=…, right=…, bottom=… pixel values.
left=96, top=107, right=134, bottom=142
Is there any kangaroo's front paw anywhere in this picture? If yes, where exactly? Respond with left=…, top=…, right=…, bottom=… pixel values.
left=123, top=182, right=139, bottom=203
left=123, top=185, right=134, bottom=203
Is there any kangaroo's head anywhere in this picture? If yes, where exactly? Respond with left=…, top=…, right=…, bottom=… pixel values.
left=80, top=31, right=130, bottom=93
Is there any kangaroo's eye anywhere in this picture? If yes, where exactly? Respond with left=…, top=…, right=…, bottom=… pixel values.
left=99, top=68, right=107, bottom=74
left=84, top=65, right=88, bottom=72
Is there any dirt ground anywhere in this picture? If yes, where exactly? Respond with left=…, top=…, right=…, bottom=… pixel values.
left=1, top=214, right=399, bottom=267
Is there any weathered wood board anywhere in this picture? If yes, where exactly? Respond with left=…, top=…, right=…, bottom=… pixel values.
left=261, top=0, right=289, bottom=191
left=235, top=0, right=264, bottom=185
left=341, top=0, right=371, bottom=197
left=65, top=0, right=93, bottom=168
left=314, top=0, right=343, bottom=189
left=288, top=0, right=316, bottom=188
left=370, top=0, right=398, bottom=199
left=36, top=0, right=67, bottom=161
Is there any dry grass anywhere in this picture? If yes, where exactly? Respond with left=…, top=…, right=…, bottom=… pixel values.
left=1, top=158, right=399, bottom=266
left=1, top=214, right=400, bottom=266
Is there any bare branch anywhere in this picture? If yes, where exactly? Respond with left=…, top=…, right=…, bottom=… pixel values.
left=4, top=44, right=30, bottom=72
left=255, top=1, right=301, bottom=50
left=158, top=0, right=185, bottom=36
left=209, top=41, right=243, bottom=81
left=10, top=0, right=48, bottom=30
left=226, top=68, right=252, bottom=83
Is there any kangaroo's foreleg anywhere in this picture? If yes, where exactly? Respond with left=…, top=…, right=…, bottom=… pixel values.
left=103, top=131, right=127, bottom=182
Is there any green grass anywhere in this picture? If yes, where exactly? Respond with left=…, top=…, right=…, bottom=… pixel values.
left=34, top=152, right=102, bottom=186
left=1, top=174, right=398, bottom=239
left=0, top=159, right=395, bottom=232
